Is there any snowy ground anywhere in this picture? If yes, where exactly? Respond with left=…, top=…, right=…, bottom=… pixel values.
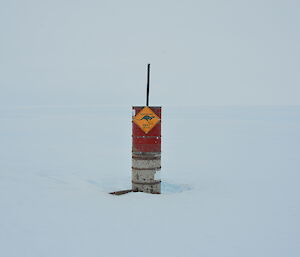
left=0, top=105, right=299, bottom=257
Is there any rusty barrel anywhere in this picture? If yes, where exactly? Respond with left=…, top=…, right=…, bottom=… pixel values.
left=132, top=106, right=161, bottom=194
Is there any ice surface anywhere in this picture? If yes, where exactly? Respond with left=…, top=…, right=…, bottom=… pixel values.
left=0, top=106, right=299, bottom=257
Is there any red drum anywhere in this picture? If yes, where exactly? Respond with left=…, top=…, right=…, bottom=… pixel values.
left=132, top=106, right=161, bottom=153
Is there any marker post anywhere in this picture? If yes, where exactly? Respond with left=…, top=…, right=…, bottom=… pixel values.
left=131, top=64, right=162, bottom=194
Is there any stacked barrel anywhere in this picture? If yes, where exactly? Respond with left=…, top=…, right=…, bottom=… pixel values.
left=132, top=106, right=162, bottom=194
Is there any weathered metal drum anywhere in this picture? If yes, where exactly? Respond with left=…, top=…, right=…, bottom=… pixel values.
left=132, top=106, right=161, bottom=194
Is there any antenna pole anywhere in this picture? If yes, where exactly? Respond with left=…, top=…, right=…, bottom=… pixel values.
left=146, top=64, right=150, bottom=106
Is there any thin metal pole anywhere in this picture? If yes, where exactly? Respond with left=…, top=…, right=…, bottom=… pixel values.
left=146, top=64, right=150, bottom=106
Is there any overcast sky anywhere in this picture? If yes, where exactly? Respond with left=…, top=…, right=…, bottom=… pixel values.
left=0, top=0, right=299, bottom=107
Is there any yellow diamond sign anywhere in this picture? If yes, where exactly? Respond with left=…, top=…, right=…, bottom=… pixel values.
left=133, top=106, right=160, bottom=134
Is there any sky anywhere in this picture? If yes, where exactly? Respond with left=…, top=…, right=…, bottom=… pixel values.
left=0, top=0, right=299, bottom=107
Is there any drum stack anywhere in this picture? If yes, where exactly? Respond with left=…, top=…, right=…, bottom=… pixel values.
left=132, top=106, right=162, bottom=194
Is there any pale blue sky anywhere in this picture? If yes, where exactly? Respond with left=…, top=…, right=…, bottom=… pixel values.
left=0, top=0, right=299, bottom=107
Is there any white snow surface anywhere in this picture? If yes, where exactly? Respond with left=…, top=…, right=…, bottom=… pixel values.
left=0, top=105, right=299, bottom=257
